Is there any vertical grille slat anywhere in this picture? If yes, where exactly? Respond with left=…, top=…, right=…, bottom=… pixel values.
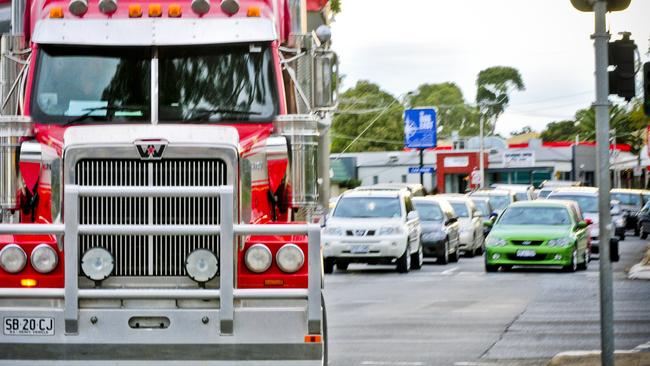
left=76, top=158, right=226, bottom=277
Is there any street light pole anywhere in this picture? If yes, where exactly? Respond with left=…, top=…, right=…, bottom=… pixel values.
left=592, top=2, right=615, bottom=365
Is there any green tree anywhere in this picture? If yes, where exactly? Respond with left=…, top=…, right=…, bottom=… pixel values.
left=331, top=80, right=404, bottom=153
left=540, top=120, right=580, bottom=142
left=476, top=66, right=525, bottom=134
left=407, top=82, right=480, bottom=137
left=575, top=103, right=647, bottom=154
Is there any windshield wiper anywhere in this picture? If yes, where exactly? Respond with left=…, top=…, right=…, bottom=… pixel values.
left=186, top=107, right=262, bottom=122
left=62, top=105, right=144, bottom=125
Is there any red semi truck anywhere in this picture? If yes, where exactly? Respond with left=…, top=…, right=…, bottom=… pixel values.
left=0, top=0, right=335, bottom=363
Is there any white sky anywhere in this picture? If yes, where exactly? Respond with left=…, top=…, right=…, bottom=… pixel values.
left=330, top=0, right=650, bottom=136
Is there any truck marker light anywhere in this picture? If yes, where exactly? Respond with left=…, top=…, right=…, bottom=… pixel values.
left=220, top=0, right=239, bottom=15
left=129, top=4, right=143, bottom=17
left=20, top=279, right=37, bottom=288
left=247, top=6, right=261, bottom=17
left=98, top=0, right=118, bottom=14
left=149, top=3, right=163, bottom=17
left=168, top=4, right=182, bottom=17
left=69, top=0, right=88, bottom=16
left=49, top=7, right=64, bottom=18
left=264, top=279, right=284, bottom=286
left=191, top=0, right=210, bottom=15
left=304, top=335, right=322, bottom=343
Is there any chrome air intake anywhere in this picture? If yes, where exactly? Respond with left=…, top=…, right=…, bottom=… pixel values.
left=0, top=116, right=32, bottom=211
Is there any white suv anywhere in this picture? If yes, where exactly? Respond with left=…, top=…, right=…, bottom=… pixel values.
left=322, top=190, right=422, bottom=273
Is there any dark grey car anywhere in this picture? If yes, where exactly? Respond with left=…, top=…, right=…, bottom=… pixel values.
left=413, top=197, right=461, bottom=264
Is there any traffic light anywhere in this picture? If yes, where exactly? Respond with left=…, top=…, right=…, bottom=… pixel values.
left=608, top=33, right=637, bottom=101
left=643, top=62, right=650, bottom=117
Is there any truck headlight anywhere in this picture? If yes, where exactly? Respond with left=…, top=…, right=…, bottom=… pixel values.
left=276, top=244, right=305, bottom=273
left=0, top=244, right=27, bottom=273
left=245, top=244, right=272, bottom=273
left=186, top=249, right=219, bottom=283
left=547, top=237, right=572, bottom=247
left=30, top=244, right=59, bottom=274
left=323, top=227, right=344, bottom=236
left=81, top=248, right=114, bottom=281
left=485, top=237, right=507, bottom=247
left=379, top=226, right=403, bottom=235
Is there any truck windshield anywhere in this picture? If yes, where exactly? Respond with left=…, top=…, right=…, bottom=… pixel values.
left=31, top=44, right=278, bottom=124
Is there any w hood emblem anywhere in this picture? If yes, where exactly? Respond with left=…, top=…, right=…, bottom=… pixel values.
left=135, top=139, right=167, bottom=160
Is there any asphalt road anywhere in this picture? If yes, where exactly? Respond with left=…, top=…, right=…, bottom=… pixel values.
left=324, top=235, right=650, bottom=366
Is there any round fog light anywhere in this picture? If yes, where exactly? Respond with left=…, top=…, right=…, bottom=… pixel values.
left=554, top=254, right=563, bottom=261
left=81, top=248, right=114, bottom=281
left=245, top=244, right=272, bottom=273
left=0, top=244, right=27, bottom=274
left=186, top=249, right=219, bottom=283
left=492, top=254, right=501, bottom=260
left=31, top=244, right=59, bottom=274
left=276, top=244, right=305, bottom=273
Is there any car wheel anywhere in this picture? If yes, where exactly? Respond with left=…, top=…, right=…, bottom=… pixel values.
left=577, top=247, right=589, bottom=270
left=641, top=231, right=648, bottom=240
left=437, top=240, right=449, bottom=265
left=449, top=244, right=459, bottom=263
left=411, top=244, right=423, bottom=270
left=485, top=263, right=499, bottom=272
left=634, top=227, right=640, bottom=236
left=620, top=233, right=626, bottom=241
left=323, top=258, right=334, bottom=274
left=396, top=245, right=411, bottom=273
left=336, top=261, right=349, bottom=271
left=563, top=249, right=578, bottom=272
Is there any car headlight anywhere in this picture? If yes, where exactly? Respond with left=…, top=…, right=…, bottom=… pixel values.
left=30, top=244, right=59, bottom=274
left=423, top=231, right=445, bottom=241
left=547, top=237, right=572, bottom=247
left=244, top=244, right=272, bottom=273
left=276, top=244, right=305, bottom=273
left=186, top=249, right=219, bottom=283
left=378, top=226, right=403, bottom=235
left=485, top=237, right=507, bottom=247
left=323, top=227, right=344, bottom=236
left=0, top=244, right=27, bottom=274
left=81, top=248, right=114, bottom=281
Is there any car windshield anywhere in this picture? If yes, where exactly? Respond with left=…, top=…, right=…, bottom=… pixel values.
left=413, top=202, right=444, bottom=222
left=31, top=44, right=278, bottom=124
left=515, top=192, right=529, bottom=201
left=450, top=202, right=469, bottom=217
left=333, top=197, right=402, bottom=218
left=499, top=206, right=571, bottom=225
left=611, top=193, right=641, bottom=206
left=550, top=194, right=597, bottom=213
left=472, top=200, right=490, bottom=216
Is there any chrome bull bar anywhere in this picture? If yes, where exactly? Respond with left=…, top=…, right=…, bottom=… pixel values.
left=0, top=184, right=322, bottom=336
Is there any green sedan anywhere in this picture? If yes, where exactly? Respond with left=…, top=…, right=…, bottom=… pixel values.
left=484, top=200, right=590, bottom=272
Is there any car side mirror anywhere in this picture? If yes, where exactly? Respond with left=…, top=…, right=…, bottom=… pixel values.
left=489, top=211, right=499, bottom=220
left=584, top=218, right=593, bottom=225
left=576, top=221, right=588, bottom=230
left=483, top=221, right=494, bottom=229
left=407, top=211, right=419, bottom=221
left=445, top=217, right=458, bottom=225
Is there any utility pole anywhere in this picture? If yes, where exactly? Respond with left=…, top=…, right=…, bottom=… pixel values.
left=479, top=116, right=485, bottom=188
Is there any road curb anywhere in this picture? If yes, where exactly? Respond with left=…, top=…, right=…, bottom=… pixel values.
left=628, top=245, right=650, bottom=280
left=547, top=350, right=650, bottom=366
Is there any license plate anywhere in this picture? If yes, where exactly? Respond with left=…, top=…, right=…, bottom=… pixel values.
left=350, top=245, right=369, bottom=254
left=516, top=250, right=537, bottom=258
left=3, top=317, right=54, bottom=336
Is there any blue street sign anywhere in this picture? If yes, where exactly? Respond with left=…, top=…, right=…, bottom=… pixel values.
left=404, top=108, right=437, bottom=149
left=408, top=167, right=435, bottom=174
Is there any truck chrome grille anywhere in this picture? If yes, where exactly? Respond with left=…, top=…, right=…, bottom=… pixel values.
left=76, top=159, right=226, bottom=277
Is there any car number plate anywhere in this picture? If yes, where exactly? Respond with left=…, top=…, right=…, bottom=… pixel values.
left=3, top=317, right=54, bottom=336
left=516, top=250, right=537, bottom=258
left=350, top=245, right=369, bottom=254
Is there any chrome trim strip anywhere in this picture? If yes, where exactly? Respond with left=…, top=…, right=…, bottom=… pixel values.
left=0, top=224, right=64, bottom=234
left=0, top=288, right=309, bottom=300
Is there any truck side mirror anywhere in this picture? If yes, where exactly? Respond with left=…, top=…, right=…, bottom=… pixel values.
left=313, top=50, right=337, bottom=110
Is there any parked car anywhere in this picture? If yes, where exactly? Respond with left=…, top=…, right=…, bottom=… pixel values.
left=322, top=189, right=422, bottom=273
left=636, top=200, right=650, bottom=239
left=413, top=197, right=461, bottom=264
left=491, top=184, right=536, bottom=201
left=355, top=183, right=426, bottom=197
left=610, top=189, right=645, bottom=235
left=469, top=196, right=497, bottom=236
left=548, top=187, right=619, bottom=252
left=437, top=194, right=484, bottom=257
left=484, top=200, right=590, bottom=272
left=469, top=189, right=516, bottom=215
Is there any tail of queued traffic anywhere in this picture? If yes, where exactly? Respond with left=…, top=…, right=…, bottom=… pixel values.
left=0, top=0, right=337, bottom=364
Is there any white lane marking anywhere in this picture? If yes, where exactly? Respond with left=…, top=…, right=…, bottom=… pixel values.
left=361, top=362, right=424, bottom=366
left=441, top=267, right=459, bottom=275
